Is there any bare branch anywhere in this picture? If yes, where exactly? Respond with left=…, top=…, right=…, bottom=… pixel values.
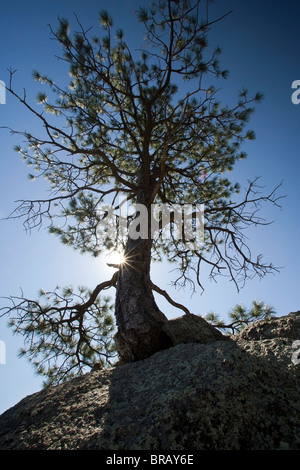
left=151, top=281, right=192, bottom=316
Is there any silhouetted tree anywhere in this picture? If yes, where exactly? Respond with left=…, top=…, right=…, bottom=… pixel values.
left=205, top=300, right=276, bottom=335
left=1, top=0, right=282, bottom=383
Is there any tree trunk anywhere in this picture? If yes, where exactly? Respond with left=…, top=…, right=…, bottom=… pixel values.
left=114, top=236, right=173, bottom=363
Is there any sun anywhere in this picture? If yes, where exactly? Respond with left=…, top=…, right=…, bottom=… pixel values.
left=106, top=250, right=126, bottom=267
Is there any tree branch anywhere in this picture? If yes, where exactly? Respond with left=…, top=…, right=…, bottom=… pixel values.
left=151, top=281, right=192, bottom=316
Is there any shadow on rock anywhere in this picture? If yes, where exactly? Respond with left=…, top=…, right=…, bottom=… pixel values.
left=0, top=312, right=299, bottom=450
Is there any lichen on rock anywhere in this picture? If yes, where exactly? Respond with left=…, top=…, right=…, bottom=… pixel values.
left=0, top=312, right=299, bottom=450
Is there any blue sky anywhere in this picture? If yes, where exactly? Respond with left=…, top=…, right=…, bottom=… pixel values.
left=0, top=0, right=299, bottom=414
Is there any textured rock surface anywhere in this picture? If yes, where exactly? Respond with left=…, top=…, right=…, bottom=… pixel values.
left=0, top=312, right=299, bottom=450
left=162, top=313, right=227, bottom=345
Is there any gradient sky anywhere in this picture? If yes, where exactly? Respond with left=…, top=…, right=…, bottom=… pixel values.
left=0, top=0, right=299, bottom=414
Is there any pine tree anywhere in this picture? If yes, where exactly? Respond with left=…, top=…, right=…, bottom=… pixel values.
left=205, top=300, right=276, bottom=335
left=1, top=0, right=282, bottom=382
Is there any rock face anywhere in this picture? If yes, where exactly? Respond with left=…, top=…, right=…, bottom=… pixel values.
left=162, top=313, right=227, bottom=346
left=0, top=312, right=299, bottom=450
